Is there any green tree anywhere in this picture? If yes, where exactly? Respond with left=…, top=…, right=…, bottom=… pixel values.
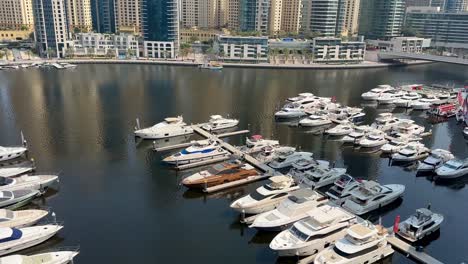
left=179, top=44, right=190, bottom=59
left=106, top=48, right=115, bottom=58
left=20, top=25, right=29, bottom=31
left=189, top=35, right=199, bottom=43
left=282, top=48, right=289, bottom=63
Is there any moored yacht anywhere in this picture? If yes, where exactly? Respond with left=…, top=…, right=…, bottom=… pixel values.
left=397, top=208, right=444, bottom=242
left=0, top=146, right=27, bottom=163
left=391, top=142, right=430, bottom=162
left=162, top=140, right=229, bottom=165
left=299, top=115, right=332, bottom=127
left=325, top=123, right=354, bottom=136
left=0, top=162, right=34, bottom=178
left=288, top=93, right=314, bottom=102
left=0, top=190, right=39, bottom=209
left=314, top=222, right=394, bottom=264
left=435, top=158, right=468, bottom=179
left=0, top=209, right=49, bottom=228
left=361, top=85, right=395, bottom=100
left=0, top=224, right=63, bottom=256
left=0, top=250, right=79, bottom=264
left=412, top=97, right=440, bottom=110
left=275, top=98, right=319, bottom=119
left=249, top=189, right=328, bottom=231
left=394, top=92, right=421, bottom=108
left=381, top=135, right=421, bottom=153
left=342, top=181, right=405, bottom=215
left=370, top=113, right=399, bottom=132
left=202, top=115, right=239, bottom=131
left=325, top=175, right=363, bottom=206
left=269, top=205, right=357, bottom=257
left=230, top=175, right=300, bottom=214
left=417, top=149, right=454, bottom=172
left=358, top=132, right=387, bottom=148
left=342, top=125, right=373, bottom=144
left=134, top=116, right=193, bottom=139
left=268, top=150, right=314, bottom=170
left=300, top=166, right=347, bottom=189
left=391, top=120, right=425, bottom=136
left=0, top=174, right=59, bottom=193
left=464, top=127, right=468, bottom=139
left=243, top=135, right=279, bottom=154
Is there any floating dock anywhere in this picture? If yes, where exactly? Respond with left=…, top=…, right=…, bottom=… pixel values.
left=386, top=234, right=444, bottom=264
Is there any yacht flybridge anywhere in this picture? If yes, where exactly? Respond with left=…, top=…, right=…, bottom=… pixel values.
left=269, top=205, right=357, bottom=257
left=202, top=115, right=239, bottom=131
left=162, top=140, right=229, bottom=165
left=361, top=85, right=395, bottom=100
left=249, top=189, right=328, bottom=231
left=299, top=166, right=348, bottom=189
left=230, top=175, right=300, bottom=214
left=325, top=175, right=364, bottom=206
left=342, top=181, right=405, bottom=215
left=391, top=142, right=430, bottom=162
left=417, top=149, right=454, bottom=172
left=268, top=150, right=314, bottom=170
left=134, top=116, right=193, bottom=139
left=314, top=222, right=394, bottom=264
left=397, top=208, right=444, bottom=242
left=243, top=135, right=279, bottom=153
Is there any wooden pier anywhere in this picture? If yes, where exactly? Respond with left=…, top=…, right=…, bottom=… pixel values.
left=386, top=235, right=444, bottom=264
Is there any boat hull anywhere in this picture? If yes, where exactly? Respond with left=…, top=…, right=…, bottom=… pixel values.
left=314, top=244, right=394, bottom=264
left=0, top=226, right=62, bottom=256
left=0, top=150, right=27, bottom=162
left=135, top=128, right=194, bottom=139
left=164, top=152, right=229, bottom=165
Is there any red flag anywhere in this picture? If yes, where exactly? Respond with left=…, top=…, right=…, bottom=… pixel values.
left=393, top=215, right=400, bottom=233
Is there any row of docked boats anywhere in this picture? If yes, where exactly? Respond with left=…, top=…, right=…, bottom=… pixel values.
left=0, top=135, right=78, bottom=264
left=0, top=62, right=77, bottom=71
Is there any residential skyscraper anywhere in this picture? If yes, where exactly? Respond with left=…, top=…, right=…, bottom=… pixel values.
left=180, top=0, right=227, bottom=28
left=269, top=0, right=282, bottom=34
left=33, top=0, right=71, bottom=57
left=280, top=0, right=302, bottom=33
left=445, top=0, right=467, bottom=11
left=115, top=0, right=141, bottom=33
left=239, top=0, right=270, bottom=34
left=406, top=0, right=446, bottom=8
left=0, top=0, right=34, bottom=30
left=90, top=0, right=116, bottom=33
left=301, top=0, right=344, bottom=37
left=342, top=0, right=360, bottom=36
left=358, top=0, right=405, bottom=40
left=227, top=0, right=240, bottom=29
left=66, top=0, right=93, bottom=31
left=142, top=0, right=180, bottom=47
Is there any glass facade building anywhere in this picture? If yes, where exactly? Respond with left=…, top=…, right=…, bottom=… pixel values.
left=141, top=0, right=179, bottom=48
left=91, top=0, right=116, bottom=33
left=302, top=0, right=345, bottom=37
left=239, top=0, right=270, bottom=34
left=358, top=0, right=405, bottom=40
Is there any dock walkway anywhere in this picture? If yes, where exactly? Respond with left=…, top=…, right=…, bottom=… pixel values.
left=387, top=235, right=444, bottom=264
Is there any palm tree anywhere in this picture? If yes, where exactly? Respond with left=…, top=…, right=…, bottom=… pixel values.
left=282, top=48, right=289, bottom=64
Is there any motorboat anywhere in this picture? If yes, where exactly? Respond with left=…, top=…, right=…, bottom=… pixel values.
left=249, top=189, right=328, bottom=231
left=358, top=132, right=387, bottom=148
left=370, top=113, right=400, bottom=132
left=394, top=92, right=422, bottom=108
left=391, top=120, right=425, bottom=136
left=391, top=142, right=430, bottom=162
left=0, top=162, right=34, bottom=178
left=162, top=140, right=229, bottom=165
left=243, top=135, right=279, bottom=154
left=0, top=146, right=27, bottom=163
left=269, top=205, right=357, bottom=257
left=0, top=175, right=59, bottom=193
left=435, top=158, right=468, bottom=179
left=361, top=85, right=395, bottom=100
left=417, top=149, right=454, bottom=172
left=376, top=92, right=401, bottom=105
left=325, top=123, right=354, bottom=136
left=397, top=208, right=444, bottom=242
left=268, top=150, right=314, bottom=170
left=325, top=175, right=364, bottom=206
left=134, top=116, right=194, bottom=139
left=342, top=181, right=405, bottom=215
left=314, top=222, right=394, bottom=264
left=0, top=250, right=79, bottom=264
left=381, top=135, right=421, bottom=153
left=202, top=115, right=239, bottom=131
left=341, top=125, right=372, bottom=144
left=291, top=158, right=329, bottom=172
left=230, top=175, right=300, bottom=214
left=61, top=63, right=78, bottom=69
left=412, top=97, right=440, bottom=110
left=288, top=93, right=314, bottom=102
left=300, top=166, right=347, bottom=189
left=198, top=62, right=223, bottom=70
left=255, top=146, right=290, bottom=164
left=0, top=190, right=39, bottom=209
left=0, top=224, right=63, bottom=256
left=182, top=162, right=257, bottom=189
left=275, top=98, right=319, bottom=119
left=299, top=114, right=332, bottom=127
left=0, top=209, right=49, bottom=228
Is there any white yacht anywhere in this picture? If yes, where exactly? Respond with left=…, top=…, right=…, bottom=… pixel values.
left=243, top=135, right=279, bottom=154
left=417, top=149, right=455, bottom=172
left=288, top=93, right=314, bottom=102
left=391, top=142, right=430, bottom=162
left=162, top=140, right=229, bottom=165
left=342, top=181, right=405, bottom=215
left=0, top=146, right=27, bottom=163
left=230, top=175, right=300, bottom=214
left=134, top=116, right=194, bottom=139
left=314, top=222, right=394, bottom=264
left=325, top=123, right=354, bottom=136
left=358, top=132, right=387, bottom=148
left=299, top=115, right=332, bottom=127
left=394, top=92, right=421, bottom=108
left=0, top=162, right=34, bottom=178
left=249, top=189, right=328, bottom=231
left=391, top=120, right=425, bottom=136
left=381, top=135, right=421, bottom=153
left=342, top=125, right=373, bottom=144
left=0, top=175, right=59, bottom=193
left=361, top=85, right=395, bottom=100
left=376, top=92, right=403, bottom=105
left=269, top=205, right=357, bottom=257
left=370, top=113, right=400, bottom=132
left=268, top=151, right=314, bottom=170
left=0, top=250, right=79, bottom=264
left=0, top=209, right=49, bottom=228
left=326, top=175, right=364, bottom=206
left=412, top=97, right=440, bottom=110
left=0, top=190, right=39, bottom=209
left=435, top=158, right=468, bottom=179
left=301, top=167, right=347, bottom=189
left=202, top=115, right=239, bottom=131
left=275, top=98, right=318, bottom=119
left=61, top=63, right=78, bottom=69
left=397, top=208, right=444, bottom=242
left=0, top=225, right=63, bottom=256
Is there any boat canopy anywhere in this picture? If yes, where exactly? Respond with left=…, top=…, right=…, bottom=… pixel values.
left=210, top=115, right=223, bottom=120
left=164, top=116, right=182, bottom=123
left=0, top=227, right=22, bottom=242
left=346, top=223, right=377, bottom=240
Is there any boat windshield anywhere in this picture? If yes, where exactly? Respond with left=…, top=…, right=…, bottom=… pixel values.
left=352, top=197, right=367, bottom=205
left=443, top=162, right=461, bottom=170
left=399, top=151, right=415, bottom=157
left=250, top=190, right=268, bottom=200
left=0, top=177, right=12, bottom=186
left=207, top=164, right=226, bottom=174
left=423, top=159, right=439, bottom=166
left=290, top=225, right=309, bottom=241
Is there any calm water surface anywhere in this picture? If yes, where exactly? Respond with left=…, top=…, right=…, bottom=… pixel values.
left=0, top=64, right=467, bottom=263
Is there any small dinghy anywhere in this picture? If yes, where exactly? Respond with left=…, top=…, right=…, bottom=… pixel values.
left=0, top=209, right=49, bottom=228
left=0, top=190, right=39, bottom=209
left=0, top=250, right=78, bottom=264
